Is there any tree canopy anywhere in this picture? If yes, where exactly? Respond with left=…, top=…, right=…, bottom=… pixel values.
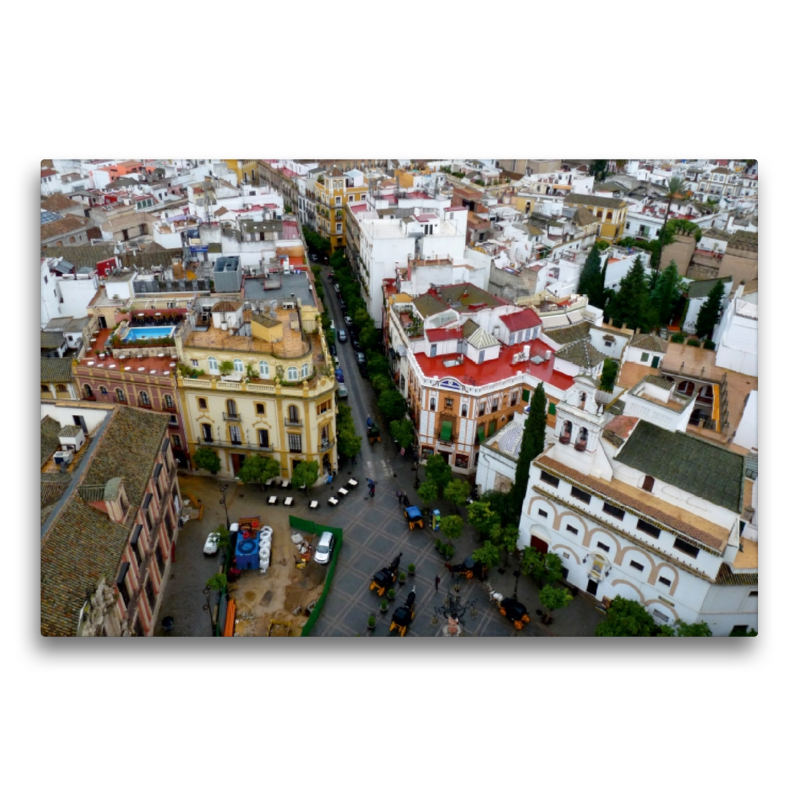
left=440, top=515, right=463, bottom=542
left=390, top=418, right=415, bottom=449
left=418, top=479, right=440, bottom=506
left=424, top=454, right=453, bottom=496
left=599, top=359, right=619, bottom=392
left=193, top=447, right=221, bottom=474
left=650, top=260, right=685, bottom=326
left=336, top=403, right=362, bottom=459
left=595, top=597, right=657, bottom=637
left=444, top=479, right=471, bottom=512
left=378, top=389, right=407, bottom=421
left=237, top=455, right=281, bottom=484
left=606, top=255, right=656, bottom=332
left=471, top=541, right=501, bottom=569
left=578, top=244, right=606, bottom=308
left=521, top=548, right=564, bottom=588
left=292, top=460, right=319, bottom=492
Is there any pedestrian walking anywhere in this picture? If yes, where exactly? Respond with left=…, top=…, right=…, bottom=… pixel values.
left=412, top=459, right=419, bottom=472
left=325, top=473, right=333, bottom=485
left=435, top=575, right=440, bottom=592
left=396, top=490, right=404, bottom=505
left=333, top=468, right=337, bottom=480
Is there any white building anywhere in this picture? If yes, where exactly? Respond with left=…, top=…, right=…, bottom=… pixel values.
left=715, top=285, right=757, bottom=377
left=516, top=377, right=757, bottom=635
left=683, top=277, right=733, bottom=336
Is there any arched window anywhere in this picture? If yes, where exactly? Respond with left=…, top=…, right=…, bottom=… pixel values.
left=140, top=391, right=150, bottom=406
left=288, top=404, right=299, bottom=422
left=99, top=386, right=108, bottom=395
left=83, top=384, right=93, bottom=398
left=300, top=362, right=311, bottom=379
left=259, top=361, right=269, bottom=379
left=164, top=394, right=174, bottom=408
left=56, top=384, right=67, bottom=393
left=42, top=384, right=50, bottom=394
left=208, top=356, right=219, bottom=373
left=116, top=388, right=125, bottom=402
left=68, top=236, right=76, bottom=243
left=677, top=380, right=695, bottom=396
left=233, top=359, right=244, bottom=374
left=226, top=399, right=238, bottom=418
left=287, top=366, right=298, bottom=381
left=560, top=420, right=573, bottom=442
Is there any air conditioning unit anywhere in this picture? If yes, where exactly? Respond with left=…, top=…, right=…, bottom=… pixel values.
left=54, top=450, right=74, bottom=466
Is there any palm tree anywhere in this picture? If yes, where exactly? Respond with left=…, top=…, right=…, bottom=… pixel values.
left=657, top=177, right=687, bottom=273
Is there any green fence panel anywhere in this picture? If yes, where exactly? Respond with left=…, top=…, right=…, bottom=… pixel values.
left=300, top=523, right=343, bottom=636
left=288, top=515, right=318, bottom=535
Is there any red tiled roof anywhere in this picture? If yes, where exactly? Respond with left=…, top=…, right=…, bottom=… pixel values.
left=500, top=308, right=542, bottom=331
left=605, top=415, right=639, bottom=441
left=415, top=212, right=437, bottom=222
left=349, top=203, right=368, bottom=213
left=41, top=168, right=57, bottom=178
left=414, top=337, right=573, bottom=391
left=426, top=328, right=463, bottom=342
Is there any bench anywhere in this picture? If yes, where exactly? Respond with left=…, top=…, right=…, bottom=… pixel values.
left=347, top=479, right=359, bottom=487
left=338, top=488, right=349, bottom=498
left=309, top=500, right=319, bottom=510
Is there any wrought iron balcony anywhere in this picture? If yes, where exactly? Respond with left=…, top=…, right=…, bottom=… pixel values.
left=222, top=412, right=241, bottom=421
left=319, top=440, right=334, bottom=452
left=284, top=417, right=303, bottom=427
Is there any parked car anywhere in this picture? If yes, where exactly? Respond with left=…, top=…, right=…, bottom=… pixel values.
left=314, top=531, right=334, bottom=565
left=335, top=368, right=344, bottom=383
left=329, top=344, right=337, bottom=356
left=334, top=283, right=341, bottom=294
left=338, top=384, right=348, bottom=399
left=356, top=352, right=367, bottom=365
left=337, top=329, right=347, bottom=343
left=333, top=356, right=340, bottom=369
left=311, top=254, right=318, bottom=262
left=343, top=315, right=353, bottom=327
left=204, top=532, right=220, bottom=556
left=339, top=298, right=347, bottom=311
left=352, top=339, right=363, bottom=352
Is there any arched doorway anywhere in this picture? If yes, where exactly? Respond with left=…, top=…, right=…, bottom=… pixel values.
left=529, top=524, right=551, bottom=554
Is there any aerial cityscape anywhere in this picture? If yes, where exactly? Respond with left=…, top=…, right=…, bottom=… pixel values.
left=39, top=157, right=758, bottom=637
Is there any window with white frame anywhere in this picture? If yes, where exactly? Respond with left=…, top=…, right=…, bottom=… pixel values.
left=287, top=366, right=298, bottom=381
left=208, top=356, right=219, bottom=373
left=301, top=363, right=311, bottom=378
left=233, top=359, right=244, bottom=374
left=259, top=360, right=269, bottom=379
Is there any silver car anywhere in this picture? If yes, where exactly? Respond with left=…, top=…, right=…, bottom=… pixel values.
left=314, top=531, right=334, bottom=564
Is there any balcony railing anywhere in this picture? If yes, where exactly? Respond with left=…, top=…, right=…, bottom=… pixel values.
left=319, top=440, right=334, bottom=452
left=138, top=400, right=152, bottom=409
left=223, top=412, right=241, bottom=421
left=284, top=417, right=302, bottom=427
left=198, top=436, right=274, bottom=452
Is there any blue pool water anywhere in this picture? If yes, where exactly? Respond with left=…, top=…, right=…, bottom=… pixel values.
left=123, top=326, right=175, bottom=342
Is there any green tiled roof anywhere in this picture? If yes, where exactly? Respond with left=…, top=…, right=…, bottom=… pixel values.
left=41, top=357, right=73, bottom=383
left=41, top=496, right=131, bottom=636
left=41, top=416, right=62, bottom=466
left=83, top=406, right=168, bottom=508
left=616, top=421, right=745, bottom=513
left=437, top=284, right=501, bottom=309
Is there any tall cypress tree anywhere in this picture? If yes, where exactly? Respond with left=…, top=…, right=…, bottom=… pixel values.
left=578, top=244, right=602, bottom=299
left=610, top=255, right=655, bottom=331
left=650, top=260, right=683, bottom=326
left=695, top=279, right=726, bottom=339
left=512, top=382, right=547, bottom=519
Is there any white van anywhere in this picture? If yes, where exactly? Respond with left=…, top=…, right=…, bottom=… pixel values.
left=314, top=531, right=334, bottom=564
left=338, top=384, right=348, bottom=399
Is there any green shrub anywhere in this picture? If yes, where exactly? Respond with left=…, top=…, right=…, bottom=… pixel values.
left=687, top=339, right=701, bottom=347
left=671, top=332, right=686, bottom=343
left=702, top=340, right=716, bottom=351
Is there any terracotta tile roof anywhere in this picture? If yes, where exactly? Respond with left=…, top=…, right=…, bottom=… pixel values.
left=630, top=332, right=669, bottom=353
left=436, top=283, right=501, bottom=309
left=545, top=321, right=591, bottom=345
left=211, top=300, right=241, bottom=312
left=715, top=562, right=758, bottom=586
left=41, top=215, right=89, bottom=240
left=82, top=406, right=168, bottom=509
left=537, top=455, right=728, bottom=551
left=41, top=496, right=132, bottom=636
left=41, top=416, right=62, bottom=466
left=41, top=357, right=73, bottom=383
left=728, top=230, right=758, bottom=253
left=555, top=338, right=605, bottom=368
left=500, top=307, right=542, bottom=331
left=42, top=193, right=81, bottom=212
left=604, top=415, right=639, bottom=441
left=565, top=193, right=626, bottom=210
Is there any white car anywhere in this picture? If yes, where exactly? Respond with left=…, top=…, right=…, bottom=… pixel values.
left=314, top=531, right=334, bottom=564
left=204, top=532, right=220, bottom=555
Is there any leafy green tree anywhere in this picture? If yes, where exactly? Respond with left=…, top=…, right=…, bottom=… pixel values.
left=206, top=572, right=228, bottom=594
left=336, top=404, right=362, bottom=459
left=589, top=160, right=609, bottom=182
left=390, top=418, right=415, bottom=449
left=237, top=455, right=280, bottom=485
left=490, top=523, right=519, bottom=564
left=539, top=585, right=572, bottom=624
left=578, top=244, right=605, bottom=308
left=511, top=382, right=546, bottom=518
left=595, top=597, right=656, bottom=637
left=353, top=308, right=371, bottom=329
left=478, top=490, right=517, bottom=526
left=657, top=620, right=713, bottom=637
left=471, top=541, right=501, bottom=570
left=424, top=454, right=452, bottom=496
left=367, top=353, right=389, bottom=376
left=606, top=255, right=656, bottom=332
left=418, top=479, right=440, bottom=506
left=521, top=549, right=564, bottom=589
left=650, top=260, right=684, bottom=326
left=599, top=359, right=619, bottom=392
left=695, top=279, right=726, bottom=340
left=444, top=479, right=471, bottom=514
left=292, top=460, right=319, bottom=493
left=371, top=374, right=392, bottom=395
left=440, top=515, right=463, bottom=544
left=208, top=523, right=230, bottom=556
left=359, top=326, right=379, bottom=350
left=378, top=389, right=407, bottom=421
left=193, top=447, right=221, bottom=474
left=219, top=360, right=235, bottom=376
left=468, top=502, right=501, bottom=539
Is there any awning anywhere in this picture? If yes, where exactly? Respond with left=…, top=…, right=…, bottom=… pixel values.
left=440, top=421, right=452, bottom=442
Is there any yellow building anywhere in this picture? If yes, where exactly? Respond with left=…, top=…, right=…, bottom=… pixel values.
left=175, top=298, right=337, bottom=481
left=563, top=193, right=628, bottom=242
left=393, top=165, right=431, bottom=188
left=314, top=167, right=368, bottom=250
left=223, top=160, right=259, bottom=186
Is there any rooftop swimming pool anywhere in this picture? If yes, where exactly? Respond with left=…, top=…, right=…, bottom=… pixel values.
left=122, top=326, right=176, bottom=342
